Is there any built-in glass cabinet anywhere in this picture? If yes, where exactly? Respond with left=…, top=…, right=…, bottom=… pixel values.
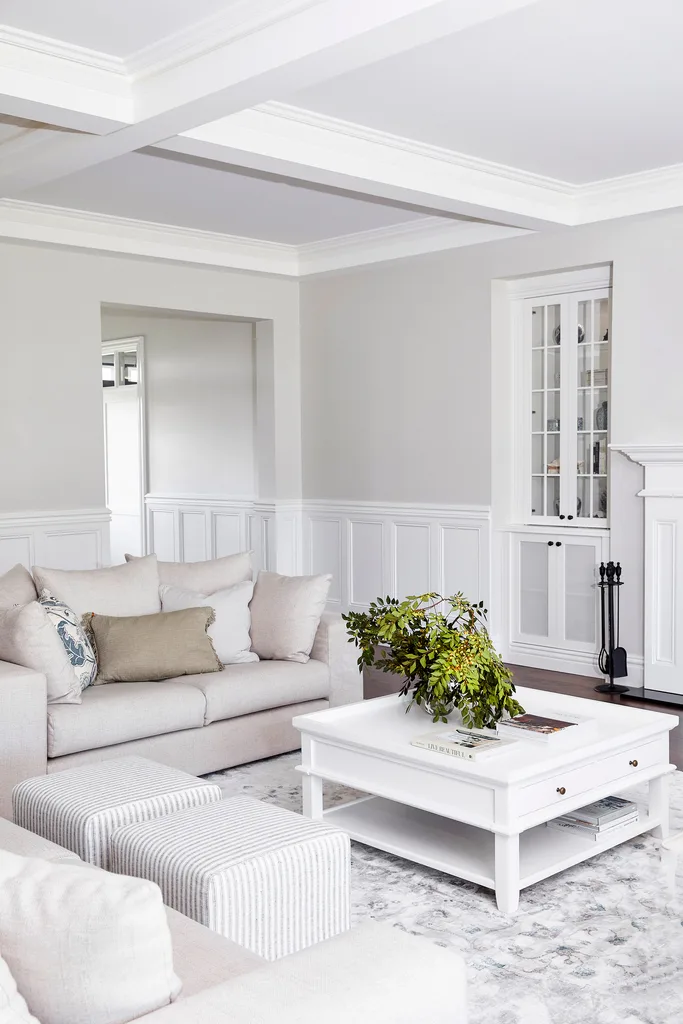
left=526, top=287, right=610, bottom=526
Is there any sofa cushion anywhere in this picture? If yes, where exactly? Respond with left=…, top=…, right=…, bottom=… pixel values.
left=160, top=581, right=258, bottom=665
left=249, top=571, right=331, bottom=663
left=126, top=552, right=252, bottom=595
left=0, top=951, right=40, bottom=1024
left=0, top=564, right=37, bottom=609
left=33, top=555, right=161, bottom=619
left=0, top=602, right=84, bottom=705
left=180, top=660, right=330, bottom=726
left=47, top=681, right=207, bottom=757
left=0, top=849, right=181, bottom=1024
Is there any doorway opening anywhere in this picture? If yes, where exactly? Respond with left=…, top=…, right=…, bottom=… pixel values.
left=101, top=337, right=147, bottom=564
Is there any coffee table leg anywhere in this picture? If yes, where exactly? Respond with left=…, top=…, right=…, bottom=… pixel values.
left=649, top=774, right=670, bottom=840
left=303, top=773, right=323, bottom=820
left=495, top=832, right=520, bottom=914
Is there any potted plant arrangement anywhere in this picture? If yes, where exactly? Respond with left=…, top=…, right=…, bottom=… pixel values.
left=344, top=592, right=524, bottom=729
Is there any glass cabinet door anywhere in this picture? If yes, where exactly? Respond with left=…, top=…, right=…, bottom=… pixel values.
left=525, top=289, right=610, bottom=526
left=529, top=302, right=562, bottom=519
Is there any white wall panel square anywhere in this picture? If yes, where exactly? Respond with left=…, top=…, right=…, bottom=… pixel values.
left=180, top=512, right=207, bottom=563
left=309, top=518, right=342, bottom=602
left=150, top=510, right=176, bottom=561
left=395, top=523, right=430, bottom=599
left=350, top=520, right=383, bottom=606
left=41, top=531, right=100, bottom=570
left=442, top=526, right=481, bottom=603
left=0, top=535, right=32, bottom=573
left=213, top=513, right=242, bottom=558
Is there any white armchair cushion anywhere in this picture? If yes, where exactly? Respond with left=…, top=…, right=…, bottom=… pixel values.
left=0, top=952, right=40, bottom=1024
left=0, top=602, right=83, bottom=704
left=32, top=555, right=160, bottom=619
left=160, top=581, right=258, bottom=665
left=249, top=571, right=331, bottom=663
left=0, top=850, right=181, bottom=1024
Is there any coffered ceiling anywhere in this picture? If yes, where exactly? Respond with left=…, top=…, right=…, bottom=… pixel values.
left=0, top=0, right=681, bottom=276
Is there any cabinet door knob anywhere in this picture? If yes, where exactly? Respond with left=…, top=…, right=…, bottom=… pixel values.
left=629, top=759, right=638, bottom=767
left=556, top=541, right=562, bottom=547
left=559, top=514, right=566, bottom=520
left=548, top=541, right=553, bottom=546
left=567, top=515, right=574, bottom=520
left=556, top=786, right=566, bottom=795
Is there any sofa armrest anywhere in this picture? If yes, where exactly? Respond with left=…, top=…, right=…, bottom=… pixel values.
left=310, top=613, right=363, bottom=707
left=140, top=922, right=467, bottom=1023
left=0, top=661, right=47, bottom=820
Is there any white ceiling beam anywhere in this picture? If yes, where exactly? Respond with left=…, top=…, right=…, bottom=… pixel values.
left=159, top=104, right=574, bottom=229
left=0, top=0, right=542, bottom=196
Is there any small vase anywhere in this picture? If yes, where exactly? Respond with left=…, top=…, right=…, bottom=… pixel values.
left=421, top=695, right=456, bottom=719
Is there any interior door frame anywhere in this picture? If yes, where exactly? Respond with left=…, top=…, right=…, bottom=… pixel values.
left=101, top=335, right=148, bottom=557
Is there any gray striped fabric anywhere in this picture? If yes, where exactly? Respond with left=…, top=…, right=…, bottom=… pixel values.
left=12, top=756, right=222, bottom=868
left=110, top=797, right=350, bottom=961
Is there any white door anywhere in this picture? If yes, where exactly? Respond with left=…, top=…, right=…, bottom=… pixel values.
left=102, top=341, right=145, bottom=564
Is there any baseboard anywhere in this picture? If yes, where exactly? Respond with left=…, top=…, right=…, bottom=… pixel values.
left=507, top=641, right=645, bottom=687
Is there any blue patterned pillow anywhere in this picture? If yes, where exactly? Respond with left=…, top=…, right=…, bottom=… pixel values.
left=39, top=589, right=97, bottom=692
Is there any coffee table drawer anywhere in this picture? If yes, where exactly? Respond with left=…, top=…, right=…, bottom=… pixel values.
left=513, top=737, right=666, bottom=817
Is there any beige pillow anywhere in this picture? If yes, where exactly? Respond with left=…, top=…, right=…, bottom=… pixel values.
left=0, top=603, right=83, bottom=704
left=0, top=849, right=181, bottom=1024
left=33, top=555, right=160, bottom=619
left=0, top=564, right=37, bottom=609
left=249, top=571, right=332, bottom=663
left=86, top=607, right=222, bottom=683
left=126, top=552, right=252, bottom=595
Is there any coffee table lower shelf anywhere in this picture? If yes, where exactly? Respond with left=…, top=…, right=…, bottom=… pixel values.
left=323, top=795, right=657, bottom=898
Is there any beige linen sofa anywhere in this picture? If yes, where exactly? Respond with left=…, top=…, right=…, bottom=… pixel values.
left=0, top=819, right=468, bottom=1024
left=0, top=613, right=362, bottom=819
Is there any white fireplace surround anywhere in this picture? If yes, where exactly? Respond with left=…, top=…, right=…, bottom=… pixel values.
left=611, top=444, right=683, bottom=700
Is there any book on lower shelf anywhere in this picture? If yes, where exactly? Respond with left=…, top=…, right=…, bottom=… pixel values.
left=496, top=712, right=595, bottom=743
left=411, top=728, right=516, bottom=761
left=547, top=796, right=638, bottom=840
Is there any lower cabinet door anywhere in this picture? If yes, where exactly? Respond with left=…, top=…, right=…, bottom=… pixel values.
left=511, top=534, right=555, bottom=646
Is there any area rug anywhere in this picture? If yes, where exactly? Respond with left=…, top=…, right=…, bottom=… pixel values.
left=207, top=754, right=683, bottom=1024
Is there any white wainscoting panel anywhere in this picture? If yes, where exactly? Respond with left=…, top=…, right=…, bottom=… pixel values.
left=0, top=509, right=111, bottom=573
left=302, top=501, right=491, bottom=612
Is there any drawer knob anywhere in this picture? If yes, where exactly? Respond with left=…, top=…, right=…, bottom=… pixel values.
left=556, top=786, right=566, bottom=795
left=629, top=759, right=638, bottom=767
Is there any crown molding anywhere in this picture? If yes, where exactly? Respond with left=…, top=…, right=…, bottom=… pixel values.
left=0, top=26, right=126, bottom=74
left=0, top=199, right=299, bottom=276
left=610, top=444, right=683, bottom=466
left=297, top=217, right=529, bottom=275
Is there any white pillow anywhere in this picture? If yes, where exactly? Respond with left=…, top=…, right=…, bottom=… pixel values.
left=126, top=551, right=252, bottom=595
left=160, top=581, right=258, bottom=665
left=32, top=554, right=160, bottom=619
left=249, top=571, right=332, bottom=663
left=0, top=850, right=181, bottom=1024
left=0, top=603, right=82, bottom=704
left=0, top=565, right=37, bottom=610
left=0, top=952, right=40, bottom=1024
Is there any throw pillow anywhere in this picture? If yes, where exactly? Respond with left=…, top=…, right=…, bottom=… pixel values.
left=32, top=554, right=160, bottom=619
left=126, top=551, right=252, bottom=595
left=0, top=564, right=37, bottom=610
left=85, top=607, right=222, bottom=683
left=39, top=589, right=97, bottom=693
left=0, top=849, right=181, bottom=1024
left=0, top=952, right=40, bottom=1024
left=249, top=571, right=332, bottom=663
left=0, top=603, right=82, bottom=704
left=160, top=580, right=258, bottom=665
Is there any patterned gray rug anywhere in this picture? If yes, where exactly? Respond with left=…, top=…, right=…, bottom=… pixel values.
left=207, top=754, right=683, bottom=1024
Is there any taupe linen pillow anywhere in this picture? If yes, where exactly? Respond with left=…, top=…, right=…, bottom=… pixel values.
left=85, top=607, right=222, bottom=683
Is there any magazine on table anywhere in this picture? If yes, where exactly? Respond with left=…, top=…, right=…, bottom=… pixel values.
left=411, top=728, right=516, bottom=761
left=561, top=795, right=637, bottom=827
left=496, top=712, right=594, bottom=743
left=546, top=812, right=639, bottom=841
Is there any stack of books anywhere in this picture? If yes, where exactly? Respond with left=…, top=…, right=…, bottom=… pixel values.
left=496, top=712, right=594, bottom=744
left=411, top=728, right=516, bottom=761
left=547, top=796, right=638, bottom=841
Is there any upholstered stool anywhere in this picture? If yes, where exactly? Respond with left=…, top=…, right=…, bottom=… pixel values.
left=12, top=756, right=222, bottom=868
left=110, top=796, right=351, bottom=960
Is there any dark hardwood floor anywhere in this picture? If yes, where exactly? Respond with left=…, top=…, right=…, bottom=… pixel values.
left=363, top=663, right=683, bottom=768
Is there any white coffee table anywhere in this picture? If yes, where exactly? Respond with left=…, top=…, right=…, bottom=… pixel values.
left=293, top=689, right=677, bottom=913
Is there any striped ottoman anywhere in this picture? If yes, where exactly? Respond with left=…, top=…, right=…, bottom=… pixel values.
left=110, top=796, right=350, bottom=961
left=12, top=756, right=222, bottom=868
